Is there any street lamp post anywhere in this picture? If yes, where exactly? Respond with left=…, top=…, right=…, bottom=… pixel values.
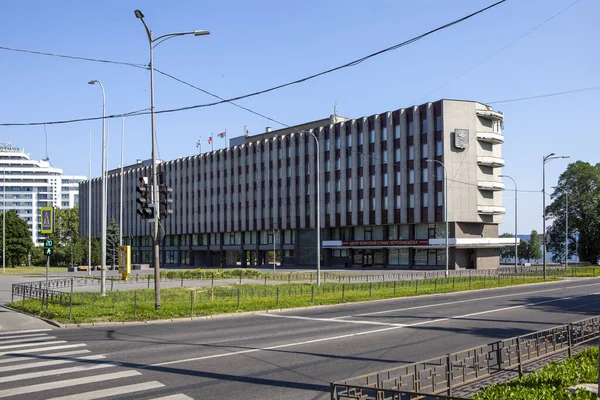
left=120, top=118, right=124, bottom=246
left=134, top=9, right=209, bottom=310
left=3, top=167, right=5, bottom=275
left=426, top=159, right=448, bottom=277
left=305, top=131, right=321, bottom=285
left=88, top=130, right=92, bottom=276
left=565, top=192, right=568, bottom=269
left=542, top=153, right=569, bottom=279
left=88, top=80, right=107, bottom=295
left=500, top=175, right=518, bottom=272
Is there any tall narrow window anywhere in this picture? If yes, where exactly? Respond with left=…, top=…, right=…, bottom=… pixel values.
left=408, top=122, right=414, bottom=137
left=409, top=170, right=414, bottom=184
left=382, top=126, right=388, bottom=141
left=409, top=194, right=415, bottom=208
left=422, top=144, right=428, bottom=159
left=394, top=125, right=400, bottom=139
left=422, top=167, right=428, bottom=183
left=409, top=146, right=414, bottom=161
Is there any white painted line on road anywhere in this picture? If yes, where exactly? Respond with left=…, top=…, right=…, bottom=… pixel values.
left=0, top=340, right=66, bottom=351
left=335, top=281, right=600, bottom=319
left=0, top=362, right=116, bottom=383
left=150, top=394, right=194, bottom=400
left=0, top=354, right=105, bottom=373
left=152, top=291, right=600, bottom=368
left=0, top=328, right=52, bottom=335
left=0, top=370, right=140, bottom=398
left=0, top=333, right=50, bottom=341
left=262, top=314, right=405, bottom=327
left=0, top=336, right=57, bottom=345
left=0, top=343, right=86, bottom=357
left=0, top=349, right=90, bottom=365
left=47, top=381, right=165, bottom=400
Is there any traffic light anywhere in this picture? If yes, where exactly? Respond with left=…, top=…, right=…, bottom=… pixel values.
left=158, top=184, right=173, bottom=220
left=136, top=177, right=154, bottom=219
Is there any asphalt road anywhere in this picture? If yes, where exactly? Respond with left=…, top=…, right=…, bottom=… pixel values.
left=1, top=277, right=599, bottom=399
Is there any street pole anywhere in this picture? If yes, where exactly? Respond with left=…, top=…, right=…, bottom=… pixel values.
left=427, top=160, right=448, bottom=277
left=2, top=167, right=5, bottom=274
left=88, top=129, right=92, bottom=276
left=307, top=131, right=321, bottom=285
left=120, top=117, right=124, bottom=246
left=135, top=9, right=209, bottom=309
left=500, top=175, right=518, bottom=272
left=542, top=153, right=569, bottom=279
left=88, top=80, right=107, bottom=295
left=565, top=192, right=568, bottom=269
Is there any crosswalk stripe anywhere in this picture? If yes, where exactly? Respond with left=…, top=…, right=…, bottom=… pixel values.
left=0, top=328, right=52, bottom=335
left=0, top=333, right=49, bottom=340
left=0, top=349, right=90, bottom=364
left=0, top=340, right=66, bottom=350
left=0, top=362, right=116, bottom=384
left=0, top=354, right=105, bottom=373
left=0, top=343, right=86, bottom=356
left=0, top=336, right=57, bottom=345
left=47, top=381, right=165, bottom=400
left=150, top=394, right=194, bottom=400
left=0, top=370, right=140, bottom=398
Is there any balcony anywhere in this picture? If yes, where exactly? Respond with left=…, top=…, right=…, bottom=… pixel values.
left=476, top=131, right=504, bottom=144
left=476, top=109, right=504, bottom=121
left=477, top=156, right=505, bottom=167
left=477, top=205, right=505, bottom=215
left=478, top=181, right=504, bottom=191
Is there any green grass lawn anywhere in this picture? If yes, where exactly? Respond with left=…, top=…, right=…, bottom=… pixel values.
left=475, top=346, right=599, bottom=400
left=10, top=275, right=555, bottom=324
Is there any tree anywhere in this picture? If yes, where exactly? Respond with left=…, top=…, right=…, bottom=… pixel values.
left=499, top=233, right=515, bottom=261
left=546, top=161, right=600, bottom=264
left=518, top=237, right=530, bottom=263
left=529, top=230, right=542, bottom=262
left=46, top=207, right=88, bottom=267
left=0, top=210, right=34, bottom=267
left=106, top=218, right=120, bottom=268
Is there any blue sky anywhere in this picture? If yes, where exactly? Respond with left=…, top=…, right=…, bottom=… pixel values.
left=0, top=0, right=598, bottom=235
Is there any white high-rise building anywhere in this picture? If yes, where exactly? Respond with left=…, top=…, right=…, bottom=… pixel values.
left=0, top=143, right=86, bottom=245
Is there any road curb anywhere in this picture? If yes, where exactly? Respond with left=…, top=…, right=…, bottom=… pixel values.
left=1, top=304, right=64, bottom=328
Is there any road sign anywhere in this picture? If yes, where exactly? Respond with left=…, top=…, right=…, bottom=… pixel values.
left=40, top=206, right=54, bottom=234
left=44, top=239, right=54, bottom=248
left=44, top=248, right=53, bottom=256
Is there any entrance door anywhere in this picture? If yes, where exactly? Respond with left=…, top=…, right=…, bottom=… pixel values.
left=363, top=253, right=373, bottom=267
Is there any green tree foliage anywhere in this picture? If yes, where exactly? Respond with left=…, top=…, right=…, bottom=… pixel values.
left=106, top=218, right=120, bottom=268
left=529, top=230, right=542, bottom=262
left=518, top=238, right=530, bottom=263
left=48, top=207, right=84, bottom=266
left=546, top=161, right=600, bottom=264
left=0, top=210, right=34, bottom=267
left=499, top=233, right=515, bottom=260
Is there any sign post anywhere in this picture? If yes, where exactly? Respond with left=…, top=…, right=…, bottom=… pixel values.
left=41, top=207, right=54, bottom=298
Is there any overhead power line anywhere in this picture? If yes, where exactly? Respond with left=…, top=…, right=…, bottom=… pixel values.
left=0, top=0, right=506, bottom=127
left=486, top=85, right=600, bottom=105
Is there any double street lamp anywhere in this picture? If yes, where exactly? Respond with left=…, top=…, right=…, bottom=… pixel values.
left=134, top=9, right=209, bottom=309
left=542, top=152, right=569, bottom=279
left=88, top=79, right=107, bottom=296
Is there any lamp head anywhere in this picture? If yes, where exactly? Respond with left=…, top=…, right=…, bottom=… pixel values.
left=562, top=156, right=571, bottom=159
left=88, top=80, right=97, bottom=85
left=134, top=9, right=144, bottom=19
left=548, top=152, right=556, bottom=158
left=193, top=30, right=210, bottom=36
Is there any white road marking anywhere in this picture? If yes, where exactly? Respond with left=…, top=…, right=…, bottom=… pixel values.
left=0, top=328, right=52, bottom=335
left=0, top=340, right=66, bottom=351
left=0, top=343, right=86, bottom=356
left=334, top=281, right=600, bottom=319
left=0, top=336, right=57, bottom=345
left=150, top=394, right=194, bottom=400
left=0, top=333, right=49, bottom=340
left=47, top=381, right=166, bottom=400
left=0, top=354, right=105, bottom=373
left=0, top=349, right=90, bottom=365
left=262, top=314, right=405, bottom=327
left=153, top=291, right=599, bottom=367
left=0, top=362, right=116, bottom=383
left=0, top=370, right=140, bottom=398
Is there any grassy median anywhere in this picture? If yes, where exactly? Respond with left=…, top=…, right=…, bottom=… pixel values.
left=475, top=346, right=599, bottom=400
left=9, top=275, right=556, bottom=324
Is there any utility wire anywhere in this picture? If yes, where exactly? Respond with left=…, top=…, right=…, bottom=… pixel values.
left=0, top=45, right=147, bottom=69
left=486, top=85, right=600, bottom=104
left=413, top=0, right=585, bottom=104
left=0, top=0, right=505, bottom=127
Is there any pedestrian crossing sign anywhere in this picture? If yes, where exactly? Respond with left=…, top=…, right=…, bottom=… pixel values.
left=40, top=206, right=54, bottom=234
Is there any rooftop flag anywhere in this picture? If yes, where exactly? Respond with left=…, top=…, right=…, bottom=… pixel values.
left=207, top=136, right=212, bottom=145
left=218, top=131, right=226, bottom=138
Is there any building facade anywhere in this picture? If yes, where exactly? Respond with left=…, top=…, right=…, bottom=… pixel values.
left=79, top=99, right=514, bottom=269
left=0, top=143, right=86, bottom=245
